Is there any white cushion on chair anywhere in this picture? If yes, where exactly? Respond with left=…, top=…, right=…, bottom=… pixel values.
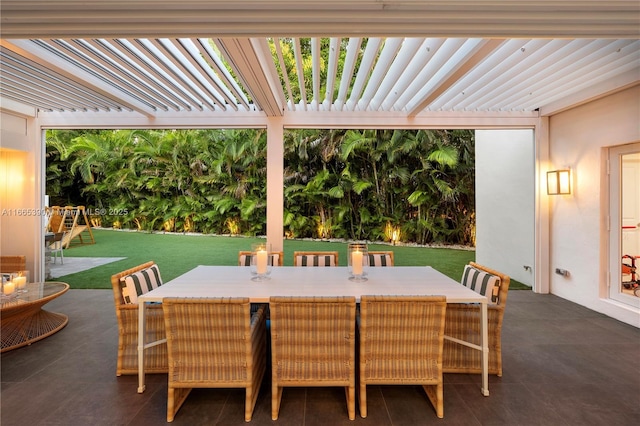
left=295, top=254, right=336, bottom=266
left=240, top=253, right=280, bottom=266
left=367, top=253, right=393, bottom=267
left=461, top=265, right=501, bottom=304
left=120, top=264, right=163, bottom=304
left=239, top=254, right=252, bottom=266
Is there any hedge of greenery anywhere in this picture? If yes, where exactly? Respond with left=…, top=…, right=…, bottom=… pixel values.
left=46, top=128, right=475, bottom=246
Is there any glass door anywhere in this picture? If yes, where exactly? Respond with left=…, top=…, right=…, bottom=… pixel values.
left=609, top=142, right=640, bottom=306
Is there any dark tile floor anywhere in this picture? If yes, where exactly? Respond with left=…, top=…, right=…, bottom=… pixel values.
left=2, top=289, right=639, bottom=426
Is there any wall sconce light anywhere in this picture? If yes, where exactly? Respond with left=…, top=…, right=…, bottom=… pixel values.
left=547, top=169, right=571, bottom=195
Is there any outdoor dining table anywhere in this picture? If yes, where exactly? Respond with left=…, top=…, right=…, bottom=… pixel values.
left=137, top=265, right=490, bottom=396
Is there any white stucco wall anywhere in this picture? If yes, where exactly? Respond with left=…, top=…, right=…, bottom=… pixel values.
left=476, top=129, right=535, bottom=286
left=549, top=86, right=640, bottom=327
left=0, top=111, right=42, bottom=279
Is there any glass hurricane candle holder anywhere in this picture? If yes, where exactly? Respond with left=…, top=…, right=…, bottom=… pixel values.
left=348, top=242, right=368, bottom=282
left=12, top=271, right=29, bottom=293
left=251, top=243, right=272, bottom=281
left=1, top=274, right=17, bottom=299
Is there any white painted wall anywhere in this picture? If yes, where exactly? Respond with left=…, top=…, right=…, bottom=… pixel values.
left=549, top=86, right=640, bottom=327
left=0, top=110, right=43, bottom=280
left=476, top=129, right=535, bottom=286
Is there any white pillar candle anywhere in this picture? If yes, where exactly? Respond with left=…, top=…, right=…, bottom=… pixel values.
left=3, top=281, right=16, bottom=295
left=256, top=249, right=268, bottom=274
left=13, top=276, right=26, bottom=289
left=352, top=250, right=363, bottom=275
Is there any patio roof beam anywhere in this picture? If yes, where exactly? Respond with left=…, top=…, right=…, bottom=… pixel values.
left=215, top=37, right=285, bottom=116
left=2, top=1, right=638, bottom=38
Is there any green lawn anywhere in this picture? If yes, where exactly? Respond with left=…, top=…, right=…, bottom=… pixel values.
left=56, top=229, right=528, bottom=290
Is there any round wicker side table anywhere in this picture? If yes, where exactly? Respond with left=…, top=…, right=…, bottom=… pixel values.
left=1, top=281, right=69, bottom=352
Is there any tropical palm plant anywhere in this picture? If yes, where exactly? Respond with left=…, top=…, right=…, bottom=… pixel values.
left=46, top=125, right=475, bottom=244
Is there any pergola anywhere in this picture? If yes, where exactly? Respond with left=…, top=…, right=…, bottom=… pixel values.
left=2, top=2, right=638, bottom=120
left=1, top=1, right=639, bottom=306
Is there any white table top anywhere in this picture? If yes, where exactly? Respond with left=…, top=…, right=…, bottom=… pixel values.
left=139, top=265, right=486, bottom=304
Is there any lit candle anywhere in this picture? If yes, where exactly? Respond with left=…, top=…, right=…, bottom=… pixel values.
left=352, top=250, right=363, bottom=275
left=3, top=281, right=16, bottom=295
left=256, top=249, right=268, bottom=274
left=13, top=276, right=26, bottom=290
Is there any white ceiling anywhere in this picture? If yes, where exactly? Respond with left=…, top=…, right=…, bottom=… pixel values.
left=1, top=1, right=638, bottom=123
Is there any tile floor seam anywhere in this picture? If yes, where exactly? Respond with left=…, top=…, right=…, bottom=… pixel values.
left=379, top=386, right=394, bottom=425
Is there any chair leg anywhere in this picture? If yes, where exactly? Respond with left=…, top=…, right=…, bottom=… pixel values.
left=271, top=384, right=283, bottom=420
left=167, top=387, right=176, bottom=422
left=167, top=387, right=192, bottom=422
left=245, top=386, right=258, bottom=422
left=359, top=382, right=367, bottom=418
left=423, top=383, right=444, bottom=419
left=346, top=385, right=356, bottom=420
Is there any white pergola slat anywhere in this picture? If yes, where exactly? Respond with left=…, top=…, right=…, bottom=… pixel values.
left=358, top=38, right=403, bottom=112
left=322, top=37, right=340, bottom=111
left=339, top=37, right=364, bottom=111
left=113, top=39, right=197, bottom=111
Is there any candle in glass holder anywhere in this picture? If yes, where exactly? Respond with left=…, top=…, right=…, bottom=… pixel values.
left=3, top=281, right=15, bottom=295
left=352, top=249, right=363, bottom=275
left=256, top=249, right=268, bottom=274
left=13, top=276, right=26, bottom=290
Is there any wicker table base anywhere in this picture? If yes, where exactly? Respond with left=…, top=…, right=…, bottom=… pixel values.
left=1, top=282, right=69, bottom=353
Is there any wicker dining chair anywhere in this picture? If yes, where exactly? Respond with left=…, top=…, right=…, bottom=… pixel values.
left=162, top=297, right=267, bottom=422
left=238, top=250, right=284, bottom=266
left=0, top=255, right=26, bottom=274
left=443, top=261, right=511, bottom=376
left=269, top=296, right=356, bottom=420
left=110, top=261, right=167, bottom=376
left=367, top=251, right=394, bottom=266
left=293, top=251, right=339, bottom=266
left=359, top=295, right=447, bottom=419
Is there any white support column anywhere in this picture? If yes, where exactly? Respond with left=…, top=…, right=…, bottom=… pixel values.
left=535, top=116, right=551, bottom=294
left=36, top=126, right=46, bottom=282
left=266, top=117, right=284, bottom=252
